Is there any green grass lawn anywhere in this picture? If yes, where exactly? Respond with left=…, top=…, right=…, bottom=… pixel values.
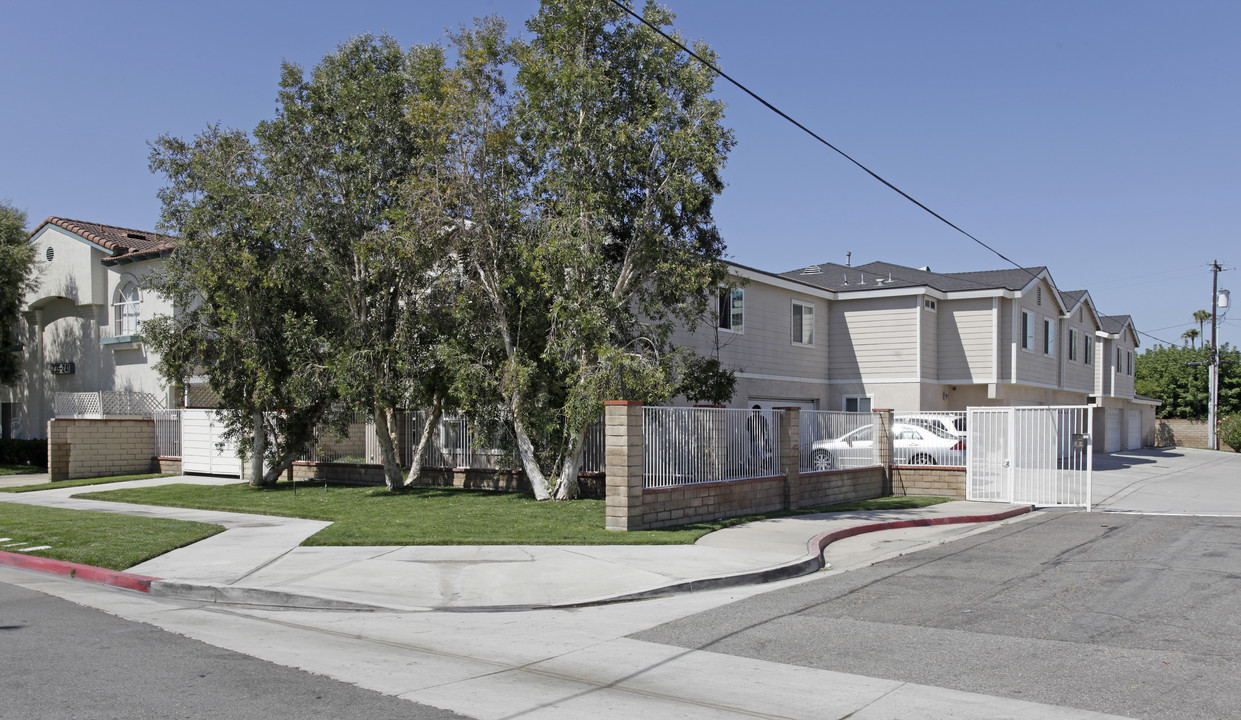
left=0, top=473, right=173, bottom=493
left=78, top=482, right=952, bottom=547
left=0, top=503, right=224, bottom=570
left=0, top=464, right=45, bottom=477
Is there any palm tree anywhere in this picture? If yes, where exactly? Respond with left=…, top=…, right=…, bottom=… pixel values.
left=1194, top=309, right=1211, bottom=336
left=1182, top=328, right=1200, bottom=349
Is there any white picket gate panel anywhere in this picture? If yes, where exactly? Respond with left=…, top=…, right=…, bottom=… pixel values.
left=180, top=409, right=243, bottom=478
left=966, top=406, right=1092, bottom=508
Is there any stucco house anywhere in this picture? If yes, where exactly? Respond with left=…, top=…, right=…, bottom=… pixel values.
left=671, top=260, right=1158, bottom=449
left=3, top=218, right=174, bottom=440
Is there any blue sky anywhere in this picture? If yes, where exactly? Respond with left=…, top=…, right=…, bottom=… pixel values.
left=2, top=0, right=1237, bottom=348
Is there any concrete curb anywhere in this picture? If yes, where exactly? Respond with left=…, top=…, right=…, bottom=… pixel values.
left=0, top=550, right=159, bottom=593
left=546, top=504, right=1035, bottom=609
left=149, top=581, right=404, bottom=612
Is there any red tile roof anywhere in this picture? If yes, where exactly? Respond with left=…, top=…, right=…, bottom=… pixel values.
left=31, top=217, right=176, bottom=263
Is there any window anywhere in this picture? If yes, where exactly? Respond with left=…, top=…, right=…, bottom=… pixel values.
left=791, top=300, right=814, bottom=346
left=113, top=282, right=141, bottom=336
left=1127, top=350, right=1133, bottom=375
left=1116, top=347, right=1121, bottom=368
left=1068, top=329, right=1079, bottom=361
left=1043, top=318, right=1055, bottom=356
left=844, top=395, right=872, bottom=413
left=1085, top=336, right=1094, bottom=365
left=718, top=289, right=743, bottom=332
left=1021, top=310, right=1034, bottom=350
left=923, top=298, right=937, bottom=312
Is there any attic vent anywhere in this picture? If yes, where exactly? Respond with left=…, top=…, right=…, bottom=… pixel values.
left=801, top=265, right=822, bottom=275
left=125, top=233, right=147, bottom=241
left=1037, top=287, right=1042, bottom=306
left=1079, top=308, right=1083, bottom=322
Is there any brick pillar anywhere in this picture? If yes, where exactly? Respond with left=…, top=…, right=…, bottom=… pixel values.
left=605, top=401, right=645, bottom=531
left=875, top=409, right=895, bottom=495
left=775, top=407, right=801, bottom=509
left=48, top=419, right=69, bottom=481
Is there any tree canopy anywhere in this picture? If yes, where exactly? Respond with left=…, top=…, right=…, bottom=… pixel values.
left=0, top=200, right=36, bottom=386
left=1135, top=343, right=1240, bottom=419
left=143, top=0, right=737, bottom=497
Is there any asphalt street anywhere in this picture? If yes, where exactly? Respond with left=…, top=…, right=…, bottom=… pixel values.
left=0, top=581, right=468, bottom=720
left=635, top=510, right=1241, bottom=720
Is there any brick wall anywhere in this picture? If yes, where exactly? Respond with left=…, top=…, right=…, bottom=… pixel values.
left=48, top=419, right=156, bottom=481
left=795, top=468, right=887, bottom=508
left=891, top=466, right=966, bottom=500
left=152, top=457, right=182, bottom=474
left=1155, top=419, right=1209, bottom=448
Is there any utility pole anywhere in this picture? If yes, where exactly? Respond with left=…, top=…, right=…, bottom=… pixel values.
left=1208, top=260, right=1222, bottom=450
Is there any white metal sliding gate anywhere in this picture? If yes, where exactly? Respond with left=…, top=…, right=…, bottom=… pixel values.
left=966, top=406, right=1093, bottom=508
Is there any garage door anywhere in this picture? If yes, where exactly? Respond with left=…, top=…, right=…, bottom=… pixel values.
left=181, top=409, right=243, bottom=477
left=1105, top=409, right=1122, bottom=453
left=1127, top=411, right=1142, bottom=450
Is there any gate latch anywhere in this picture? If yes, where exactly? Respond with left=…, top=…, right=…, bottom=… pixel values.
left=1072, top=433, right=1090, bottom=450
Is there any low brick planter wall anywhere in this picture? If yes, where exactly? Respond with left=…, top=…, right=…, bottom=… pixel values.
left=639, top=475, right=786, bottom=529
left=891, top=465, right=967, bottom=500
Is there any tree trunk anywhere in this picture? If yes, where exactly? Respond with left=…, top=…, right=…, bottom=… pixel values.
left=249, top=408, right=268, bottom=487
left=514, top=412, right=552, bottom=501
left=553, top=424, right=588, bottom=500
left=508, top=385, right=551, bottom=500
left=404, top=394, right=443, bottom=487
left=373, top=403, right=404, bottom=491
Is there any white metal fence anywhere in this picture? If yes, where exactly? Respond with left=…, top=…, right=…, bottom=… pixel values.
left=643, top=407, right=781, bottom=488
left=890, top=411, right=967, bottom=467
left=966, top=406, right=1092, bottom=508
left=152, top=410, right=181, bottom=458
left=800, top=410, right=880, bottom=472
left=55, top=391, right=164, bottom=418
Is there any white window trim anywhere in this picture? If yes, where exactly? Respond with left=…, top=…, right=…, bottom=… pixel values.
left=791, top=299, right=814, bottom=347
left=923, top=298, right=937, bottom=312
left=1068, top=328, right=1079, bottom=362
left=1021, top=310, right=1035, bottom=352
left=718, top=288, right=744, bottom=334
left=1085, top=336, right=1095, bottom=365
left=113, top=282, right=141, bottom=337
left=1043, top=316, right=1056, bottom=357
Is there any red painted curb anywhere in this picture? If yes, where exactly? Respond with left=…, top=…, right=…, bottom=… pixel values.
left=806, top=505, right=1034, bottom=559
left=0, top=550, right=159, bottom=593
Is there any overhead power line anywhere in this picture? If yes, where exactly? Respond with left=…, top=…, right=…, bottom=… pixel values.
left=608, top=0, right=1039, bottom=285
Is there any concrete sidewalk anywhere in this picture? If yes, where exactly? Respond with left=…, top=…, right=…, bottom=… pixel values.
left=0, top=474, right=1031, bottom=611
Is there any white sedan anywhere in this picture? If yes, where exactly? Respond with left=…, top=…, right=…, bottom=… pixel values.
left=809, top=422, right=966, bottom=470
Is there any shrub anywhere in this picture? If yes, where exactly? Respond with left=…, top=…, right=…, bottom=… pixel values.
left=1219, top=415, right=1241, bottom=453
left=0, top=438, right=47, bottom=467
